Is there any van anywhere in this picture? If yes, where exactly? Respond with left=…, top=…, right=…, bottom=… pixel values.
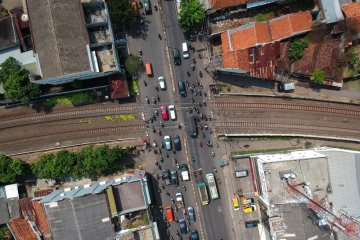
left=166, top=206, right=174, bottom=221
left=182, top=42, right=189, bottom=59
left=235, top=170, right=248, bottom=178
left=278, top=82, right=295, bottom=92
left=178, top=81, right=186, bottom=97
left=145, top=63, right=153, bottom=77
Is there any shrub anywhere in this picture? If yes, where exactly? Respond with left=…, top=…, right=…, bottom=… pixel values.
left=311, top=69, right=326, bottom=84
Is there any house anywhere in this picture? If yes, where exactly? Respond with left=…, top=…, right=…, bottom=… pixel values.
left=0, top=184, right=20, bottom=225
left=26, top=0, right=126, bottom=86
left=341, top=2, right=360, bottom=39
left=206, top=0, right=280, bottom=13
left=219, top=11, right=312, bottom=79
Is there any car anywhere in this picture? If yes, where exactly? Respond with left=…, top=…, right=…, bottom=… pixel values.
left=166, top=206, right=174, bottom=221
left=232, top=196, right=240, bottom=211
left=173, top=48, right=181, bottom=65
left=173, top=135, right=181, bottom=150
left=170, top=170, right=178, bottom=186
left=191, top=229, right=199, bottom=240
left=168, top=105, right=176, bottom=120
left=131, top=1, right=139, bottom=15
left=235, top=170, right=248, bottom=178
left=245, top=220, right=259, bottom=228
left=162, top=169, right=171, bottom=185
left=158, top=76, right=166, bottom=90
left=188, top=206, right=195, bottom=222
left=179, top=218, right=187, bottom=234
left=144, top=0, right=151, bottom=14
left=160, top=105, right=169, bottom=120
left=164, top=136, right=172, bottom=150
left=240, top=196, right=255, bottom=206
left=243, top=204, right=257, bottom=213
left=178, top=81, right=186, bottom=97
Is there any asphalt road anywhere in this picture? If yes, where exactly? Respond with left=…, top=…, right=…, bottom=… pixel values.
left=135, top=1, right=233, bottom=239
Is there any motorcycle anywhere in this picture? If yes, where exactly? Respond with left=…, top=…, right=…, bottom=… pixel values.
left=199, top=71, right=203, bottom=78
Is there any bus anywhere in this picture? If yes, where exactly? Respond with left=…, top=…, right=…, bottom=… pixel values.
left=187, top=116, right=197, bottom=138
left=206, top=173, right=219, bottom=200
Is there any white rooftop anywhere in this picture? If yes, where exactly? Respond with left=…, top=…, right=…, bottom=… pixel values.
left=255, top=150, right=325, bottom=163
left=4, top=184, right=19, bottom=199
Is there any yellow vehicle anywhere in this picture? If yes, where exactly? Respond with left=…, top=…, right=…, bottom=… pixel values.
left=232, top=196, right=239, bottom=210
left=243, top=205, right=256, bottom=213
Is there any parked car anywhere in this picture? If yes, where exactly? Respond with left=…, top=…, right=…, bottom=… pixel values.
left=158, top=76, right=166, bottom=90
left=173, top=48, right=181, bottom=65
left=243, top=204, right=257, bottom=213
left=188, top=206, right=195, bottom=222
left=245, top=220, right=259, bottom=228
left=131, top=1, right=139, bottom=15
left=232, top=196, right=240, bottom=211
left=179, top=219, right=187, bottom=234
left=235, top=170, right=248, bottom=178
left=162, top=169, right=171, bottom=185
left=161, top=105, right=168, bottom=120
left=168, top=105, right=176, bottom=120
left=173, top=135, right=181, bottom=150
left=178, top=81, right=186, bottom=97
left=191, top=229, right=199, bottom=240
left=166, top=206, right=174, bottom=221
left=164, top=136, right=171, bottom=150
left=278, top=82, right=295, bottom=92
left=144, top=0, right=151, bottom=14
left=170, top=170, right=179, bottom=186
left=240, top=196, right=255, bottom=206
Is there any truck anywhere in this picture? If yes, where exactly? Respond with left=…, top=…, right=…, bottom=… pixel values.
left=180, top=164, right=190, bottom=181
left=197, top=182, right=209, bottom=205
left=206, top=173, right=219, bottom=200
left=176, top=193, right=184, bottom=208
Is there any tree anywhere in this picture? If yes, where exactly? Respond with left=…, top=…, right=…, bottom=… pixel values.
left=178, top=0, right=205, bottom=31
left=0, top=155, right=25, bottom=184
left=0, top=57, right=41, bottom=103
left=288, top=39, right=309, bottom=62
left=348, top=48, right=359, bottom=69
left=0, top=224, right=14, bottom=240
left=30, top=154, right=56, bottom=179
left=125, top=55, right=141, bottom=76
left=107, top=0, right=137, bottom=28
left=311, top=69, right=326, bottom=84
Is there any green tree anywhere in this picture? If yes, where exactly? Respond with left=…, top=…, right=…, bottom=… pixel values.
left=178, top=0, right=205, bottom=31
left=0, top=57, right=41, bottom=103
left=0, top=224, right=14, bottom=240
left=107, top=0, right=137, bottom=28
left=125, top=55, right=141, bottom=76
left=0, top=155, right=25, bottom=184
left=348, top=48, right=359, bottom=69
left=311, top=69, right=326, bottom=84
left=30, top=154, right=56, bottom=179
left=288, top=39, right=309, bottom=62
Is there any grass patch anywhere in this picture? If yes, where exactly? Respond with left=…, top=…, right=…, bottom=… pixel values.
left=232, top=147, right=300, bottom=156
left=223, top=136, right=293, bottom=141
left=255, top=12, right=272, bottom=21
left=129, top=79, right=138, bottom=95
left=326, top=145, right=360, bottom=152
left=43, top=92, right=97, bottom=108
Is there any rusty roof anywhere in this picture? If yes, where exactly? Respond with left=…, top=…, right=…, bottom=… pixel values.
left=292, top=41, right=341, bottom=82
left=33, top=189, right=53, bottom=199
left=8, top=218, right=38, bottom=240
left=276, top=42, right=291, bottom=72
left=33, top=201, right=53, bottom=240
left=110, top=74, right=130, bottom=100
left=210, top=0, right=251, bottom=10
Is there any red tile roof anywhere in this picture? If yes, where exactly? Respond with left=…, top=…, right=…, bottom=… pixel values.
left=210, top=0, right=250, bottom=10
left=109, top=74, right=130, bottom=100
left=342, top=2, right=360, bottom=34
left=221, top=11, right=312, bottom=51
left=33, top=201, right=53, bottom=240
left=8, top=218, right=38, bottom=240
left=292, top=43, right=318, bottom=75
left=269, top=11, right=313, bottom=41
left=33, top=189, right=53, bottom=199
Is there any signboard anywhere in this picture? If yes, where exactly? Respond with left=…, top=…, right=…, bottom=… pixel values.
left=134, top=169, right=146, bottom=178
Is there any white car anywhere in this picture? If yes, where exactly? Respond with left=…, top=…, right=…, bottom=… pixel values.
left=168, top=105, right=176, bottom=120
left=158, top=76, right=166, bottom=90
left=164, top=135, right=171, bottom=150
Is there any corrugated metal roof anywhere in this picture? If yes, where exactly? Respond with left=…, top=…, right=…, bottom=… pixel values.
left=320, top=0, right=344, bottom=23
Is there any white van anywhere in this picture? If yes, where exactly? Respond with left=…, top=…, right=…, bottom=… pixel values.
left=168, top=105, right=176, bottom=120
left=182, top=42, right=189, bottom=59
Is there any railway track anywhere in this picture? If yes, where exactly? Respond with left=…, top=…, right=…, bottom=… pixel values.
left=213, top=121, right=360, bottom=138
left=0, top=124, right=145, bottom=147
left=0, top=104, right=143, bottom=129
left=211, top=102, right=360, bottom=116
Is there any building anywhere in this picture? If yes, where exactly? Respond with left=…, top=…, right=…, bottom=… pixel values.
left=0, top=184, right=20, bottom=225
left=205, top=0, right=280, bottom=13
left=26, top=0, right=126, bottom=85
left=250, top=148, right=360, bottom=239
left=39, top=175, right=158, bottom=240
left=341, top=2, right=360, bottom=39
left=219, top=11, right=312, bottom=79
left=319, top=0, right=344, bottom=24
